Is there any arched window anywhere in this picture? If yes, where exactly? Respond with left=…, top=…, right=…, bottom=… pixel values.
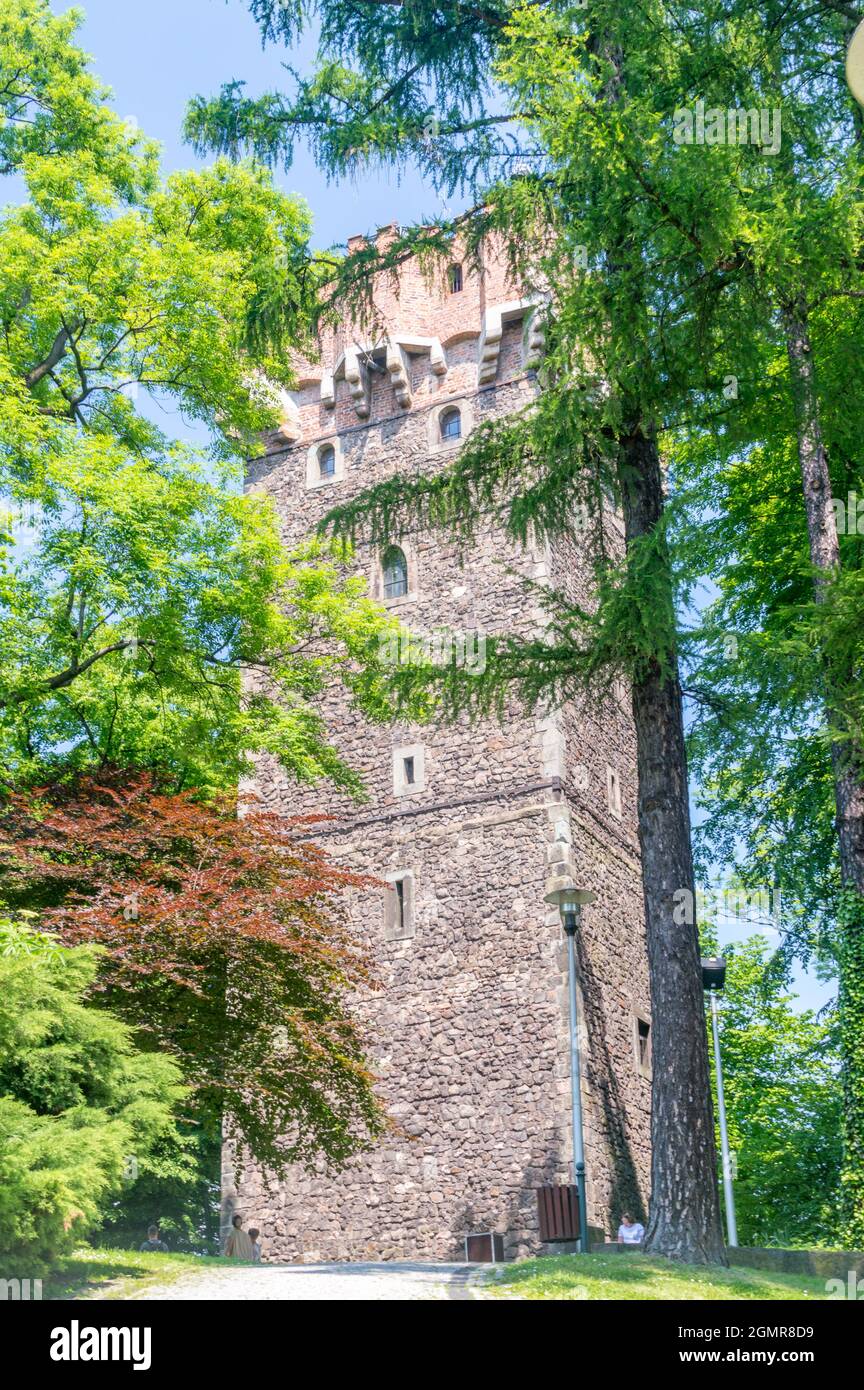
left=448, top=263, right=463, bottom=294
left=440, top=407, right=461, bottom=442
left=382, top=545, right=409, bottom=599
left=318, top=444, right=336, bottom=477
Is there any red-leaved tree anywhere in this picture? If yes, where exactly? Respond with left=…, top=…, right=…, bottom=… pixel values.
left=0, top=773, right=387, bottom=1175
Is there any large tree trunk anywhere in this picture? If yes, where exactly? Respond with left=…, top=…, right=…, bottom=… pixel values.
left=619, top=419, right=727, bottom=1264
left=783, top=293, right=864, bottom=1243
left=588, top=19, right=726, bottom=1261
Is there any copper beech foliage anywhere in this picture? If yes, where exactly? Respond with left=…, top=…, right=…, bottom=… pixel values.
left=0, top=772, right=388, bottom=1174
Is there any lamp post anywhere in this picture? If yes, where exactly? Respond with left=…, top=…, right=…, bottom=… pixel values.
left=544, top=884, right=597, bottom=1254
left=701, top=957, right=738, bottom=1248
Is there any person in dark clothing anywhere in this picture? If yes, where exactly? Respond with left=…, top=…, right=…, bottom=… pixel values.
left=139, top=1224, right=169, bottom=1253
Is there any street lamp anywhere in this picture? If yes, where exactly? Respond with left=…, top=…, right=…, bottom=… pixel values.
left=701, top=957, right=738, bottom=1248
left=846, top=19, right=864, bottom=107
left=544, top=883, right=597, bottom=1254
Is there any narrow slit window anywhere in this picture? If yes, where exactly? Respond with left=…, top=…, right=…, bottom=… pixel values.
left=633, top=1015, right=652, bottom=1077
left=393, top=745, right=424, bottom=796
left=448, top=263, right=463, bottom=294
left=637, top=1018, right=650, bottom=1069
left=607, top=766, right=622, bottom=818
left=385, top=872, right=415, bottom=941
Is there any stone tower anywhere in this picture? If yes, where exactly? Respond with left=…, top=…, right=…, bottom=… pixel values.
left=231, top=227, right=652, bottom=1262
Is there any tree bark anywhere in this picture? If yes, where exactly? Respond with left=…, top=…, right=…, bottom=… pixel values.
left=620, top=418, right=727, bottom=1264
left=783, top=292, right=864, bottom=1242
left=24, top=323, right=72, bottom=388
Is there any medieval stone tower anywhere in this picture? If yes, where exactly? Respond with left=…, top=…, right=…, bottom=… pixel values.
left=230, top=226, right=652, bottom=1262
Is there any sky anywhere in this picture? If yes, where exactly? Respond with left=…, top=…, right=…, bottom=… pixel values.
left=52, top=0, right=447, bottom=249
left=35, top=0, right=833, bottom=1013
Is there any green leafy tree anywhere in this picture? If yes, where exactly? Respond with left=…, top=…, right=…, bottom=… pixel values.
left=0, top=1, right=406, bottom=1239
left=663, top=1, right=864, bottom=1243
left=700, top=930, right=842, bottom=1248
left=0, top=0, right=405, bottom=793
left=0, top=915, right=191, bottom=1266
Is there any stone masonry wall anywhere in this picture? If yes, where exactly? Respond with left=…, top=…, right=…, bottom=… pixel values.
left=228, top=229, right=651, bottom=1261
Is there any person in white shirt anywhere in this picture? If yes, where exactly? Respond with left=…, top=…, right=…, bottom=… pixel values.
left=617, top=1213, right=645, bottom=1246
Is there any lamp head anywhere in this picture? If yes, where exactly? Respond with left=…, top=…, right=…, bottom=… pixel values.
left=544, top=885, right=598, bottom=935
left=701, top=956, right=727, bottom=992
left=847, top=20, right=864, bottom=107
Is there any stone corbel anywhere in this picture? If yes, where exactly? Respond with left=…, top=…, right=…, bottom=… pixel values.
left=344, top=345, right=371, bottom=419
left=320, top=335, right=449, bottom=414
left=428, top=339, right=447, bottom=376
left=386, top=340, right=412, bottom=408
left=392, top=334, right=448, bottom=379
left=275, top=391, right=302, bottom=443
left=524, top=306, right=547, bottom=370
left=478, top=305, right=506, bottom=385
left=478, top=298, right=548, bottom=385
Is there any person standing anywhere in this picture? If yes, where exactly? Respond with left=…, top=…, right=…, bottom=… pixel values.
left=223, top=1212, right=254, bottom=1260
left=139, top=1224, right=169, bottom=1253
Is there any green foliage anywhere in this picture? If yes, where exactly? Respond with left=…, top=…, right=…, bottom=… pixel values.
left=836, top=888, right=864, bottom=1247
left=94, top=1128, right=221, bottom=1255
left=0, top=0, right=149, bottom=187
left=0, top=915, right=191, bottom=1265
left=701, top=928, right=842, bottom=1247
left=1, top=775, right=389, bottom=1179
left=0, top=0, right=404, bottom=794
left=0, top=456, right=402, bottom=794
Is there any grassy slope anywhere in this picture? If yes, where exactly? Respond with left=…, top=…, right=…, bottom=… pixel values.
left=43, top=1247, right=837, bottom=1301
left=482, top=1253, right=834, bottom=1300
left=44, top=1247, right=241, bottom=1301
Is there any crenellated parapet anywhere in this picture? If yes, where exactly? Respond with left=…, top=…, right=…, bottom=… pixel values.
left=319, top=333, right=449, bottom=420
left=270, top=301, right=546, bottom=445
left=251, top=226, right=553, bottom=445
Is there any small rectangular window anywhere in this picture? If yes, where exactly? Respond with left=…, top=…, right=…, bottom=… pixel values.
left=633, top=1014, right=651, bottom=1077
left=607, top=766, right=622, bottom=819
left=638, top=1019, right=650, bottom=1067
left=448, top=263, right=463, bottom=294
left=393, top=745, right=425, bottom=795
left=384, top=872, right=415, bottom=941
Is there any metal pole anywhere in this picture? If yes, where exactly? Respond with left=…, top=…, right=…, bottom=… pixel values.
left=710, top=989, right=738, bottom=1248
left=565, top=917, right=589, bottom=1254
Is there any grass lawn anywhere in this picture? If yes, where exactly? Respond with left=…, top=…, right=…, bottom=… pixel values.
left=44, top=1247, right=239, bottom=1301
left=481, top=1253, right=834, bottom=1301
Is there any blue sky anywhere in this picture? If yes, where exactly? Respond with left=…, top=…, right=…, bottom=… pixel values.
left=52, top=0, right=445, bottom=249
left=37, top=0, right=833, bottom=1014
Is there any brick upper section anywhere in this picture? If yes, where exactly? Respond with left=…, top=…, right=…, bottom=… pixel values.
left=267, top=227, right=534, bottom=448
left=322, top=224, right=519, bottom=348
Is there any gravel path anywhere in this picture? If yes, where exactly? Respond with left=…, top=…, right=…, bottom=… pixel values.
left=135, top=1261, right=474, bottom=1301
